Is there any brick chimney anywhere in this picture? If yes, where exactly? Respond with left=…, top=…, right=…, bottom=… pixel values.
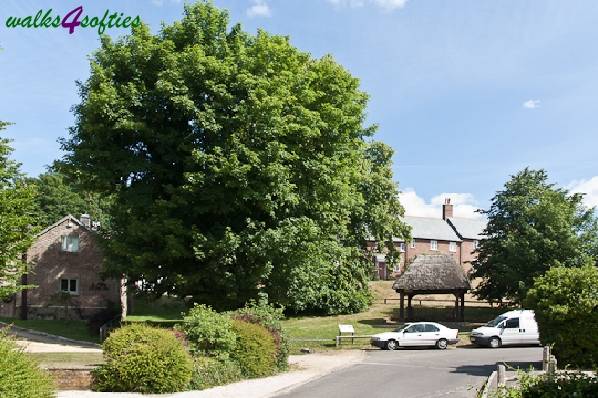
left=442, top=198, right=453, bottom=220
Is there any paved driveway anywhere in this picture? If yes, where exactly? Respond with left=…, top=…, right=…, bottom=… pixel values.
left=276, top=346, right=542, bottom=398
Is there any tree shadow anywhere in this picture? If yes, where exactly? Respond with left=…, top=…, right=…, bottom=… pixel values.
left=452, top=361, right=542, bottom=377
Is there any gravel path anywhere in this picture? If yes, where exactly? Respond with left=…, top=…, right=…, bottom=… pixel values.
left=57, top=350, right=365, bottom=398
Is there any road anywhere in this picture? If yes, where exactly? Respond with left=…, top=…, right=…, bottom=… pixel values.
left=276, top=346, right=542, bottom=398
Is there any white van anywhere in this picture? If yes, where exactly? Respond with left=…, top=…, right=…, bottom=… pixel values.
left=470, top=310, right=540, bottom=348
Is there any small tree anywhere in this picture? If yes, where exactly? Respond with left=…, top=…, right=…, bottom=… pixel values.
left=525, top=264, right=598, bottom=368
left=0, top=122, right=37, bottom=300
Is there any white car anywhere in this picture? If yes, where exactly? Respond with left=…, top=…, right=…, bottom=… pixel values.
left=370, top=322, right=459, bottom=350
left=470, top=310, right=540, bottom=348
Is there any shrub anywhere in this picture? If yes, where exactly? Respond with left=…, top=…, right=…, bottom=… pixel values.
left=230, top=319, right=278, bottom=378
left=525, top=264, right=598, bottom=368
left=0, top=334, right=54, bottom=398
left=495, top=371, right=598, bottom=398
left=92, top=324, right=192, bottom=393
left=190, top=356, right=243, bottom=390
left=232, top=298, right=289, bottom=371
left=179, top=304, right=237, bottom=359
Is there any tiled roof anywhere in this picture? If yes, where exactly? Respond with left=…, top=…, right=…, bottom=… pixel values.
left=404, top=216, right=461, bottom=242
left=447, top=217, right=486, bottom=240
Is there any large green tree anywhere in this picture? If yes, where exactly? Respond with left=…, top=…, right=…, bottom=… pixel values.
left=61, top=1, right=407, bottom=313
left=0, top=122, right=37, bottom=299
left=473, top=168, right=598, bottom=303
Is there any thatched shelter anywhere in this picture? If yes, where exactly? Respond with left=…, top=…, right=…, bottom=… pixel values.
left=392, top=254, right=471, bottom=321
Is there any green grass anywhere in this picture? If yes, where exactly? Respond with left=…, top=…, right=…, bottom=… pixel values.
left=27, top=352, right=105, bottom=367
left=0, top=317, right=100, bottom=344
left=125, top=295, right=186, bottom=322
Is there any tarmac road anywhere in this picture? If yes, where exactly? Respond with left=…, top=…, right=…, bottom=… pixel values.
left=276, top=346, right=542, bottom=398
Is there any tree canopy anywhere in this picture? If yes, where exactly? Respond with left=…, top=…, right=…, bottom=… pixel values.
left=0, top=122, right=37, bottom=299
left=61, top=1, right=407, bottom=313
left=473, top=168, right=598, bottom=303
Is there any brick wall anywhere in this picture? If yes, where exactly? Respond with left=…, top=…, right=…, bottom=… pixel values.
left=401, top=238, right=462, bottom=270
left=14, top=218, right=121, bottom=320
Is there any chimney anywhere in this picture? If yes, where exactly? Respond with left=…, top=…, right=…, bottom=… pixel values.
left=80, top=213, right=91, bottom=228
left=442, top=198, right=453, bottom=220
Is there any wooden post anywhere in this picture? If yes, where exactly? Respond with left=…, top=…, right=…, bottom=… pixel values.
left=542, top=346, right=550, bottom=371
left=454, top=294, right=458, bottom=320
left=407, top=294, right=413, bottom=320
left=399, top=292, right=405, bottom=321
left=460, top=292, right=465, bottom=322
left=497, top=364, right=506, bottom=387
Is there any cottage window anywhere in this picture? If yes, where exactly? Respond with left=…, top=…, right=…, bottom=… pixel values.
left=430, top=240, right=438, bottom=251
left=410, top=240, right=416, bottom=249
left=61, top=235, right=80, bottom=252
left=399, top=242, right=405, bottom=252
left=473, top=240, right=479, bottom=250
left=449, top=241, right=457, bottom=252
left=60, top=279, right=79, bottom=295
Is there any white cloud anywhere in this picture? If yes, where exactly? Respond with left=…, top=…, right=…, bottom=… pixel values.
left=523, top=99, right=540, bottom=109
left=399, top=190, right=483, bottom=219
left=568, top=176, right=598, bottom=209
left=247, top=0, right=272, bottom=18
left=327, top=0, right=408, bottom=11
left=152, top=0, right=182, bottom=7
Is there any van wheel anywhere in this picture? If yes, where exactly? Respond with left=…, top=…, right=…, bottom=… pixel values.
left=489, top=337, right=501, bottom=348
left=386, top=340, right=398, bottom=350
left=436, top=339, right=448, bottom=350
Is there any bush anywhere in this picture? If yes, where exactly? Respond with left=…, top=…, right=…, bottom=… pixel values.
left=190, top=356, right=243, bottom=390
left=230, top=319, right=278, bottom=378
left=495, top=371, right=598, bottom=398
left=92, top=324, right=192, bottom=393
left=179, top=304, right=237, bottom=358
left=525, top=264, right=598, bottom=368
left=0, top=334, right=54, bottom=398
left=232, top=298, right=289, bottom=371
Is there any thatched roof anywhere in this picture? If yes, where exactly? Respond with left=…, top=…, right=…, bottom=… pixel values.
left=392, top=254, right=471, bottom=292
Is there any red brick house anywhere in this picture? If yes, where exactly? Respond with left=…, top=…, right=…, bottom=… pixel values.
left=0, top=215, right=122, bottom=320
left=370, top=199, right=486, bottom=280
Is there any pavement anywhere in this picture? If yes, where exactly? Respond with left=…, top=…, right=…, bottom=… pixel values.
left=275, top=346, right=543, bottom=398
left=0, top=322, right=101, bottom=353
left=57, top=350, right=365, bottom=398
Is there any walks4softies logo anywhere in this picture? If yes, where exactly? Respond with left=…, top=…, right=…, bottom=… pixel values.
left=5, top=6, right=141, bottom=34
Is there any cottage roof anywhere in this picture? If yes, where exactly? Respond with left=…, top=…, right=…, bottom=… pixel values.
left=447, top=217, right=486, bottom=240
left=35, top=214, right=84, bottom=237
left=403, top=216, right=461, bottom=242
left=392, top=254, right=471, bottom=292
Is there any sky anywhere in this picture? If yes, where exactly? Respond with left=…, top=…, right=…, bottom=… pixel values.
left=1, top=0, right=597, bottom=218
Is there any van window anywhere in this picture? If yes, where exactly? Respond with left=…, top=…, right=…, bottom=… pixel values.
left=505, top=318, right=519, bottom=329
left=486, top=315, right=507, bottom=327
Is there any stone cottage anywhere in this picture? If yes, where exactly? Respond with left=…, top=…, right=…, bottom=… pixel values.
left=0, top=214, right=121, bottom=320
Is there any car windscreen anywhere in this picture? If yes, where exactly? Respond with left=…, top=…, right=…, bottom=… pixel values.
left=486, top=315, right=507, bottom=327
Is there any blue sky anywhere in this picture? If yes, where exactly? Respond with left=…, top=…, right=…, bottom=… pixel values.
left=1, top=0, right=597, bottom=217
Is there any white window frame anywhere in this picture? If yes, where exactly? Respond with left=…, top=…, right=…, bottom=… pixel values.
left=399, top=242, right=405, bottom=252
left=60, top=278, right=79, bottom=295
left=410, top=240, right=416, bottom=249
left=449, top=241, right=457, bottom=252
left=61, top=234, right=80, bottom=252
left=430, top=240, right=438, bottom=251
left=473, top=240, right=479, bottom=250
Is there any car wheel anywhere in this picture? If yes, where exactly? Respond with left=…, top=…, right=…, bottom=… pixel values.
left=436, top=338, right=448, bottom=350
left=489, top=337, right=501, bottom=348
left=386, top=340, right=398, bottom=350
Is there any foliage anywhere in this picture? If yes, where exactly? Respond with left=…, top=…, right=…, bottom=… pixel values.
left=0, top=333, right=54, bottom=398
left=525, top=264, right=598, bottom=368
left=0, top=122, right=37, bottom=300
left=231, top=297, right=289, bottom=370
left=230, top=319, right=277, bottom=378
left=189, top=356, right=242, bottom=390
left=494, top=371, right=598, bottom=398
left=30, top=168, right=112, bottom=229
left=92, top=324, right=192, bottom=393
left=473, top=168, right=598, bottom=303
left=179, top=303, right=237, bottom=358
left=61, top=0, right=408, bottom=314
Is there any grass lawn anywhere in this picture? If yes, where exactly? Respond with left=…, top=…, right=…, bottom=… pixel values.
left=282, top=281, right=513, bottom=353
left=125, top=295, right=186, bottom=323
left=28, top=352, right=105, bottom=368
left=0, top=317, right=100, bottom=344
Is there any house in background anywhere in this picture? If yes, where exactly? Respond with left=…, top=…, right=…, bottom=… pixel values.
left=370, top=198, right=486, bottom=280
left=0, top=214, right=121, bottom=320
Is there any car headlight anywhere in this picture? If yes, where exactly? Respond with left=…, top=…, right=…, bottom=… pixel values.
left=471, top=332, right=481, bottom=336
